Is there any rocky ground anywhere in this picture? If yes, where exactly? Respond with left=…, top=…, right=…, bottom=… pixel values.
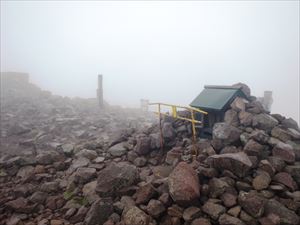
left=1, top=73, right=300, bottom=225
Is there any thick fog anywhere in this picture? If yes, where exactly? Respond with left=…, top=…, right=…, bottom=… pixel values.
left=1, top=1, right=299, bottom=122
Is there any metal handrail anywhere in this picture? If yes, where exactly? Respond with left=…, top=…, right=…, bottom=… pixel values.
left=148, top=102, right=208, bottom=154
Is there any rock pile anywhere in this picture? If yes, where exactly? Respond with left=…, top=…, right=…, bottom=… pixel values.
left=1, top=73, right=299, bottom=225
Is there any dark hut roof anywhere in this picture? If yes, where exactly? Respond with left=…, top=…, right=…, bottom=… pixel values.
left=190, top=85, right=248, bottom=111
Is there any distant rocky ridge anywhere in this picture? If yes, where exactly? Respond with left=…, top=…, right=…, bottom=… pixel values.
left=0, top=72, right=300, bottom=225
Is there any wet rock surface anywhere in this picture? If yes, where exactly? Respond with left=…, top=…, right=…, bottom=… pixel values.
left=1, top=75, right=300, bottom=225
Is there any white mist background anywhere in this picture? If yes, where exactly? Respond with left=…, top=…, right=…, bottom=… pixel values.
left=1, top=1, right=299, bottom=123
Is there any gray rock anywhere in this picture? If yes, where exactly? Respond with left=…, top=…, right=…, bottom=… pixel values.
left=85, top=198, right=113, bottom=225
left=282, top=118, right=299, bottom=130
left=224, top=109, right=239, bottom=127
left=252, top=113, right=278, bottom=131
left=135, top=136, right=151, bottom=155
left=108, top=143, right=127, bottom=157
left=213, top=123, right=242, bottom=144
left=202, top=201, right=226, bottom=220
left=75, top=149, right=97, bottom=160
left=208, top=152, right=252, bottom=178
left=146, top=199, right=165, bottom=218
left=40, top=181, right=59, bottom=193
left=96, top=162, right=139, bottom=197
left=74, top=167, right=96, bottom=184
left=36, top=151, right=60, bottom=165
left=123, top=206, right=150, bottom=225
left=68, top=157, right=90, bottom=173
left=16, top=166, right=34, bottom=180
left=162, top=122, right=176, bottom=139
left=62, top=143, right=74, bottom=156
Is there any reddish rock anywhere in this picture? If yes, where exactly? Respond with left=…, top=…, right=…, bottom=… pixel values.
left=273, top=172, right=298, bottom=191
left=252, top=171, right=271, bottom=190
left=259, top=213, right=280, bottom=225
left=168, top=162, right=200, bottom=206
left=146, top=199, right=165, bottom=218
left=167, top=204, right=184, bottom=218
left=221, top=192, right=237, bottom=208
left=272, top=142, right=295, bottom=163
left=5, top=197, right=37, bottom=213
left=208, top=178, right=230, bottom=198
left=135, top=183, right=156, bottom=205
left=238, top=192, right=265, bottom=218
left=243, top=139, right=264, bottom=157
left=259, top=160, right=275, bottom=177
left=182, top=206, right=201, bottom=222
left=202, top=201, right=226, bottom=220
left=264, top=199, right=299, bottom=225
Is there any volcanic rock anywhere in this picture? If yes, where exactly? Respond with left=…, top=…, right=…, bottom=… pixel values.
left=96, top=162, right=139, bottom=197
left=168, top=162, right=200, bottom=206
left=213, top=123, right=242, bottom=144
left=208, top=152, right=252, bottom=177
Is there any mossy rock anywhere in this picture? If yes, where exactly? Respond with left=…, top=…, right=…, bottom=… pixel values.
left=72, top=196, right=89, bottom=206
left=63, top=190, right=74, bottom=200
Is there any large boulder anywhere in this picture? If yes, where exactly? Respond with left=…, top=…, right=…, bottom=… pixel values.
left=168, top=162, right=200, bottom=206
left=213, top=123, right=242, bottom=144
left=252, top=114, right=278, bottom=131
left=96, top=162, right=139, bottom=197
left=208, top=152, right=252, bottom=177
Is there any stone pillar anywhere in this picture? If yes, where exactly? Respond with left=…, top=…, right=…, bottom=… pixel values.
left=263, top=91, right=273, bottom=112
left=97, top=74, right=104, bottom=108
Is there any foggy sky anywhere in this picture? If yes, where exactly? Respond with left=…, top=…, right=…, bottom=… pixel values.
left=1, top=1, right=299, bottom=123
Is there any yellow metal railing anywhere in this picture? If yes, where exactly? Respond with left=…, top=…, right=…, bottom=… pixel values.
left=148, top=102, right=208, bottom=153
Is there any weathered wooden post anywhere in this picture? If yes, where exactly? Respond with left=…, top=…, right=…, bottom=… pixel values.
left=97, top=74, right=104, bottom=108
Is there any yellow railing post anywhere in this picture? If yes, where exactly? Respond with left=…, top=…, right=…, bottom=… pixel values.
left=148, top=102, right=208, bottom=155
